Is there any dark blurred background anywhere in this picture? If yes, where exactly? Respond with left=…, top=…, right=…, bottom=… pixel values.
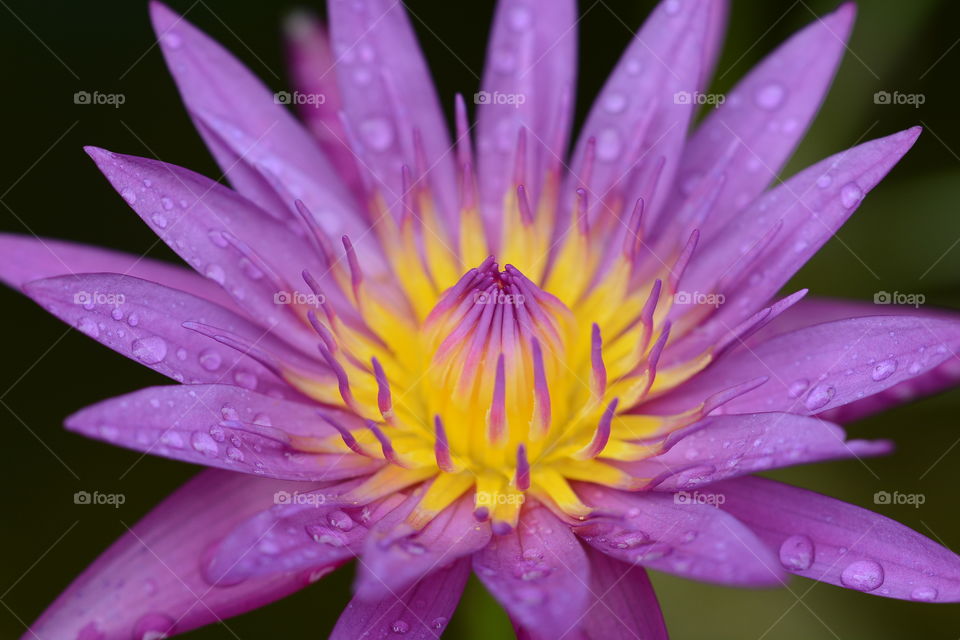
left=1, top=0, right=959, bottom=637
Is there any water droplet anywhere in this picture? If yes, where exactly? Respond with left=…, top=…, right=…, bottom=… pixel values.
left=508, top=6, right=532, bottom=30
left=754, top=82, right=785, bottom=110
left=390, top=620, right=410, bottom=634
left=625, top=58, right=642, bottom=75
left=360, top=117, right=394, bottom=151
left=208, top=425, right=226, bottom=442
left=430, top=616, right=448, bottom=630
left=205, top=264, right=226, bottom=285
left=161, top=31, right=182, bottom=48
left=328, top=510, right=354, bottom=531
left=778, top=535, right=814, bottom=570
left=110, top=307, right=124, bottom=321
left=910, top=585, right=938, bottom=601
left=78, top=317, right=100, bottom=338
left=132, top=612, right=175, bottom=639
left=596, top=128, right=621, bottom=161
left=131, top=336, right=168, bottom=364
left=199, top=349, right=222, bottom=371
left=603, top=92, right=627, bottom=114
left=804, top=383, right=835, bottom=410
left=840, top=559, right=884, bottom=591
left=191, top=432, right=219, bottom=457
left=816, top=174, right=832, bottom=189
left=120, top=188, right=137, bottom=204
left=220, top=405, right=239, bottom=421
left=160, top=431, right=184, bottom=449
left=208, top=230, right=228, bottom=248
left=664, top=0, right=681, bottom=15
left=226, top=446, right=245, bottom=462
left=160, top=196, right=174, bottom=210
left=234, top=371, right=258, bottom=390
left=127, top=312, right=139, bottom=327
left=787, top=379, right=809, bottom=398
left=150, top=213, right=168, bottom=229
left=175, top=347, right=187, bottom=361
left=492, top=49, right=516, bottom=73
left=840, top=182, right=864, bottom=208
left=871, top=358, right=897, bottom=381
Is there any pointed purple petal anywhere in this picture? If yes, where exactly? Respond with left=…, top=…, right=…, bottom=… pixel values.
left=673, top=126, right=920, bottom=354
left=356, top=494, right=491, bottom=600
left=330, top=558, right=470, bottom=640
left=65, top=384, right=378, bottom=481
left=85, top=147, right=346, bottom=352
left=473, top=504, right=589, bottom=638
left=621, top=413, right=891, bottom=490
left=716, top=476, right=960, bottom=601
left=22, top=273, right=306, bottom=396
left=648, top=314, right=960, bottom=416
left=24, top=470, right=331, bottom=640
left=477, top=0, right=577, bottom=221
left=570, top=0, right=710, bottom=226
left=327, top=0, right=457, bottom=223
left=0, top=233, right=237, bottom=309
left=674, top=3, right=855, bottom=237
left=583, top=546, right=668, bottom=640
left=148, top=2, right=365, bottom=240
left=576, top=484, right=785, bottom=587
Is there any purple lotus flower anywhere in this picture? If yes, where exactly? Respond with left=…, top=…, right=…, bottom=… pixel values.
left=5, top=0, right=960, bottom=638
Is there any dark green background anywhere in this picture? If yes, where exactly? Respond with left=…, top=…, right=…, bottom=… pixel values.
left=2, top=0, right=959, bottom=637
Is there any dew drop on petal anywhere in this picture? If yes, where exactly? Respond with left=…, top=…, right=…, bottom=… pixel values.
left=778, top=534, right=814, bottom=571
left=161, top=31, right=182, bottom=48
left=840, top=182, right=864, bottom=208
left=360, top=117, right=394, bottom=151
left=754, top=82, right=785, bottom=110
left=430, top=617, right=448, bottom=631
left=804, top=383, right=835, bottom=410
left=910, top=586, right=938, bottom=601
left=508, top=5, right=532, bottom=30
left=787, top=379, right=809, bottom=399
left=78, top=317, right=100, bottom=338
left=816, top=174, right=832, bottom=189
left=191, top=431, right=219, bottom=457
left=132, top=612, right=176, bottom=639
left=871, top=358, right=897, bottom=381
left=840, top=559, right=884, bottom=591
left=390, top=620, right=410, bottom=634
left=199, top=348, right=222, bottom=371
left=208, top=230, right=228, bottom=248
left=160, top=196, right=175, bottom=210
left=596, top=128, right=622, bottom=161
left=603, top=92, right=627, bottom=114
left=110, top=307, right=124, bottom=321
left=131, top=336, right=168, bottom=364
left=208, top=425, right=226, bottom=442
left=205, top=264, right=226, bottom=285
left=120, top=188, right=137, bottom=204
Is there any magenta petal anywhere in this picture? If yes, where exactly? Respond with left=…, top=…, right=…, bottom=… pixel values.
left=649, top=314, right=960, bottom=416
left=583, top=546, right=668, bottom=640
left=473, top=504, right=589, bottom=638
left=206, top=483, right=404, bottom=586
left=620, top=413, right=891, bottom=490
left=576, top=484, right=785, bottom=587
left=85, top=147, right=341, bottom=352
left=674, top=126, right=920, bottom=354
left=675, top=3, right=855, bottom=238
left=570, top=0, right=709, bottom=226
left=0, top=233, right=237, bottom=310
left=24, top=470, right=329, bottom=640
left=477, top=0, right=577, bottom=223
left=330, top=558, right=470, bottom=639
left=513, top=548, right=668, bottom=640
left=327, top=0, right=457, bottom=224
left=22, top=273, right=305, bottom=396
left=65, top=384, right=379, bottom=481
left=148, top=2, right=365, bottom=239
left=716, top=476, right=960, bottom=601
left=284, top=12, right=365, bottom=198
left=356, top=493, right=491, bottom=601
left=749, top=298, right=960, bottom=423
